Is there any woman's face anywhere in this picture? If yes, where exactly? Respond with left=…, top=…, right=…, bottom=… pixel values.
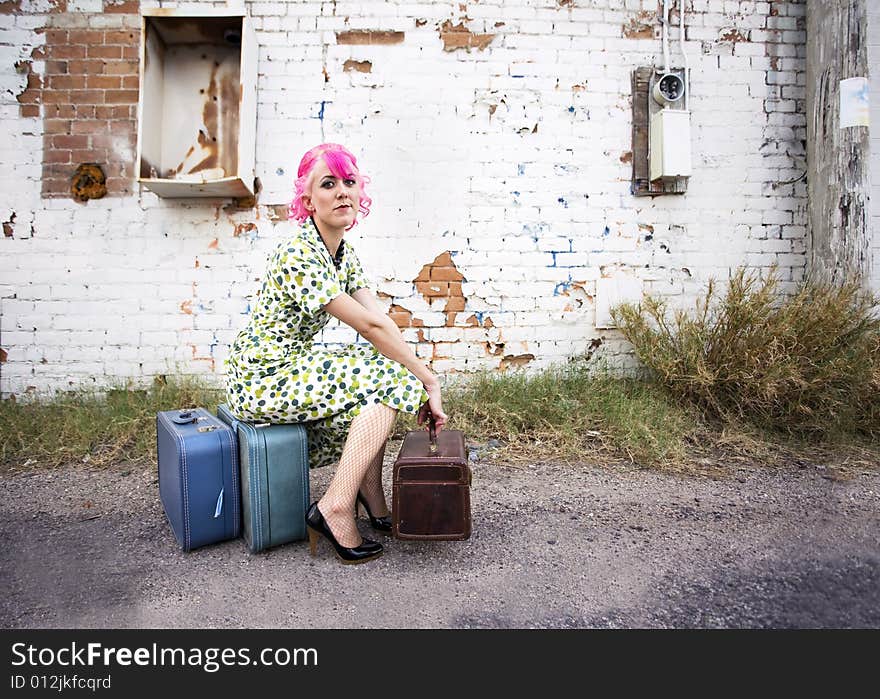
left=302, top=158, right=360, bottom=233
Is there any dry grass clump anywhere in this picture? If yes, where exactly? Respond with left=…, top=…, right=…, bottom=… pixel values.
left=611, top=267, right=880, bottom=438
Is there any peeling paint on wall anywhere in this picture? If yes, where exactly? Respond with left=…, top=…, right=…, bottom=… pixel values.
left=336, top=30, right=405, bottom=45
left=343, top=59, right=372, bottom=73
left=233, top=222, right=257, bottom=237
left=499, top=353, right=535, bottom=370
left=437, top=20, right=495, bottom=52
left=622, top=11, right=656, bottom=40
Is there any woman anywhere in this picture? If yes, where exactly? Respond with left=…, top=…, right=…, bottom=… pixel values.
left=226, top=143, right=447, bottom=565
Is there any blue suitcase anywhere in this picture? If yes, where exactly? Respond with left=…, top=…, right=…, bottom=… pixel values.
left=156, top=407, right=241, bottom=551
left=216, top=404, right=310, bottom=553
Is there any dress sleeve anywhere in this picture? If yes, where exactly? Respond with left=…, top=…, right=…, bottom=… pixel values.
left=272, top=241, right=343, bottom=316
left=344, top=243, right=372, bottom=294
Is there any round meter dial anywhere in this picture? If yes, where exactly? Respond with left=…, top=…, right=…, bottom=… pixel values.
left=652, top=72, right=685, bottom=105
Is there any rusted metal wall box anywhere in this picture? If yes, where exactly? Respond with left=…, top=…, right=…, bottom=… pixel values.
left=136, top=9, right=257, bottom=198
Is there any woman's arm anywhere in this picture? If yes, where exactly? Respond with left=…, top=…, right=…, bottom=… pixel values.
left=324, top=291, right=447, bottom=428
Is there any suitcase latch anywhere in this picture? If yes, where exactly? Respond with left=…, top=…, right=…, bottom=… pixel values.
left=197, top=425, right=218, bottom=433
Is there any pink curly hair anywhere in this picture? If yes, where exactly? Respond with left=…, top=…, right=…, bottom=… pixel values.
left=288, top=143, right=372, bottom=229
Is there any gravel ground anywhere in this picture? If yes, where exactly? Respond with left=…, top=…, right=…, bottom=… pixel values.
left=1, top=447, right=878, bottom=629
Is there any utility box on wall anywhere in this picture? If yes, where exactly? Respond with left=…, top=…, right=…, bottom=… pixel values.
left=136, top=9, right=257, bottom=198
left=649, top=109, right=692, bottom=182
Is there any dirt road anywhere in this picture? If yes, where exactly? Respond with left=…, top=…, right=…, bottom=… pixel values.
left=2, top=451, right=878, bottom=629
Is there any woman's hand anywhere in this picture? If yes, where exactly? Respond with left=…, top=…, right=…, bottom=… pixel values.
left=418, top=380, right=448, bottom=433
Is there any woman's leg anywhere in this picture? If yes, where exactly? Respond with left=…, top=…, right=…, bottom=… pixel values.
left=357, top=439, right=389, bottom=517
left=318, top=402, right=397, bottom=547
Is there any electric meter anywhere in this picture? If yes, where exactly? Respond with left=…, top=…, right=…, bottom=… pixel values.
left=652, top=72, right=685, bottom=105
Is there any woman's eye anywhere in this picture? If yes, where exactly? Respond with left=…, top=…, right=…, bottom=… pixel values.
left=344, top=178, right=356, bottom=186
left=321, top=181, right=334, bottom=188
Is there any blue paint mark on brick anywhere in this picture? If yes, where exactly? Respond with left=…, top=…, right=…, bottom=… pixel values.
left=568, top=106, right=575, bottom=113
left=554, top=281, right=573, bottom=296
left=242, top=302, right=251, bottom=315
left=517, top=164, right=525, bottom=175
left=550, top=252, right=557, bottom=267
left=317, top=101, right=328, bottom=121
left=603, top=225, right=610, bottom=237
left=558, top=197, right=568, bottom=208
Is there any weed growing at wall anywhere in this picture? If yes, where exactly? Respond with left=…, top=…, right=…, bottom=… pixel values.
left=612, top=267, right=880, bottom=438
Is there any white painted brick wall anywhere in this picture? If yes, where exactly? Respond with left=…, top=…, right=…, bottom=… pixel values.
left=0, top=0, right=825, bottom=397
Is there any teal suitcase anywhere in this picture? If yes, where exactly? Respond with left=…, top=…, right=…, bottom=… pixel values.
left=216, top=404, right=310, bottom=553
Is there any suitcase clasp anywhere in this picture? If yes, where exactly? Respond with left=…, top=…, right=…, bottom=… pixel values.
left=197, top=425, right=218, bottom=433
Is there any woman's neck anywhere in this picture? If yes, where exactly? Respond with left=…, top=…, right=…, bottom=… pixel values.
left=311, top=217, right=344, bottom=257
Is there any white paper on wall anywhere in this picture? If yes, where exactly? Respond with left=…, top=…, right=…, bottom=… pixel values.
left=840, top=77, right=869, bottom=128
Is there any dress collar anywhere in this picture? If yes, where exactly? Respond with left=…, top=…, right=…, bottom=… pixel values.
left=305, top=217, right=345, bottom=271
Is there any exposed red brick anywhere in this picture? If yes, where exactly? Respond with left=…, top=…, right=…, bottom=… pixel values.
left=68, top=59, right=102, bottom=75
left=52, top=45, right=86, bottom=59
left=103, top=30, right=137, bottom=45
left=104, top=89, right=138, bottom=104
left=620, top=151, right=633, bottom=163
left=104, top=61, right=138, bottom=75
left=430, top=266, right=464, bottom=281
left=103, top=0, right=140, bottom=13
left=0, top=1, right=22, bottom=13
left=445, top=297, right=465, bottom=312
left=67, top=29, right=104, bottom=45
left=499, top=353, right=535, bottom=370
left=45, top=149, right=72, bottom=164
left=465, top=314, right=480, bottom=327
left=388, top=304, right=413, bottom=328
left=87, top=45, right=122, bottom=59
left=86, top=75, right=121, bottom=89
left=69, top=89, right=104, bottom=104
left=483, top=317, right=494, bottom=329
left=0, top=348, right=7, bottom=362
left=343, top=59, right=373, bottom=73
left=180, top=300, right=193, bottom=315
left=20, top=105, right=40, bottom=117
left=45, top=60, right=68, bottom=74
left=71, top=119, right=109, bottom=134
left=438, top=21, right=495, bottom=52
left=3, top=213, right=15, bottom=238
left=52, top=134, right=88, bottom=149
left=719, top=29, right=749, bottom=44
left=233, top=222, right=257, bottom=237
left=47, top=74, right=85, bottom=90
left=433, top=251, right=454, bottom=266
left=16, top=70, right=42, bottom=107
left=336, top=30, right=405, bottom=45
left=415, top=19, right=427, bottom=27
left=622, top=12, right=655, bottom=40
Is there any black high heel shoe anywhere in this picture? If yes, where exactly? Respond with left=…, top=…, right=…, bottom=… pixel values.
left=355, top=492, right=393, bottom=534
left=306, top=501, right=383, bottom=564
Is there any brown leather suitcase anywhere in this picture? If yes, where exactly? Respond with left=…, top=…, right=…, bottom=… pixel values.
left=392, top=422, right=472, bottom=540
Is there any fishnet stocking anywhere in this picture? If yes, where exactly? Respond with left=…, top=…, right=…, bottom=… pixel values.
left=318, top=403, right=397, bottom=547
left=357, top=440, right=388, bottom=518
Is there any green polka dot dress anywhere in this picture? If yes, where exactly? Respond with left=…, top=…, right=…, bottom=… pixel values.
left=225, top=218, right=428, bottom=469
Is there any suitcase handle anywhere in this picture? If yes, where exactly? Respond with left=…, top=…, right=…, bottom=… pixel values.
left=171, top=410, right=198, bottom=425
